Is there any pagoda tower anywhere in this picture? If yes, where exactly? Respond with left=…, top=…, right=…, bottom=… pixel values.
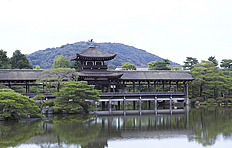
left=70, top=44, right=123, bottom=92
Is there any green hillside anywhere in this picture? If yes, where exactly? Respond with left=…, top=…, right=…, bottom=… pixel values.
left=26, top=41, right=180, bottom=69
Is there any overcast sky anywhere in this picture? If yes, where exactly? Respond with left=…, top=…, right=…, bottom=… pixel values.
left=0, top=0, right=232, bottom=65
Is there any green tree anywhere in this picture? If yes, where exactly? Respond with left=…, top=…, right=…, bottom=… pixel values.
left=71, top=60, right=81, bottom=69
left=10, top=50, right=33, bottom=69
left=54, top=81, right=100, bottom=113
left=148, top=59, right=171, bottom=70
left=183, top=57, right=198, bottom=70
left=107, top=65, right=115, bottom=70
left=0, top=49, right=10, bottom=69
left=190, top=60, right=229, bottom=98
left=34, top=65, right=41, bottom=70
left=52, top=55, right=71, bottom=69
left=38, top=68, right=78, bottom=92
left=0, top=89, right=42, bottom=120
left=208, top=56, right=218, bottom=66
left=121, top=62, right=136, bottom=70
left=220, top=59, right=232, bottom=69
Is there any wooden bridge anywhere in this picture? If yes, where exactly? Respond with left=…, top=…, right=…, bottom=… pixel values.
left=22, top=91, right=186, bottom=101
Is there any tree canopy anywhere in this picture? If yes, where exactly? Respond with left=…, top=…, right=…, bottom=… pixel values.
left=107, top=65, right=115, bottom=70
left=208, top=56, right=218, bottom=66
left=10, top=50, right=33, bottom=69
left=148, top=59, right=171, bottom=70
left=121, top=62, right=136, bottom=70
left=34, top=65, right=41, bottom=70
left=38, top=68, right=78, bottom=92
left=52, top=54, right=71, bottom=69
left=220, top=59, right=232, bottom=69
left=71, top=60, right=80, bottom=69
left=0, top=49, right=10, bottom=69
left=54, top=81, right=100, bottom=113
left=183, top=57, right=198, bottom=70
left=0, top=89, right=42, bottom=120
left=190, top=60, right=230, bottom=98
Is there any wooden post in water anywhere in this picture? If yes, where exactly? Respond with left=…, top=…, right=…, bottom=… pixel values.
left=170, top=96, right=172, bottom=114
left=139, top=96, right=142, bottom=113
left=123, top=96, right=126, bottom=112
left=109, top=99, right=111, bottom=113
left=154, top=96, right=157, bottom=114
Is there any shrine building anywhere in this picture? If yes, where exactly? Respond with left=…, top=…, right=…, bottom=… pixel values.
left=70, top=44, right=194, bottom=114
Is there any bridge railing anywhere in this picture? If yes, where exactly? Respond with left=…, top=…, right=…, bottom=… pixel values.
left=99, top=92, right=185, bottom=96
left=22, top=92, right=185, bottom=97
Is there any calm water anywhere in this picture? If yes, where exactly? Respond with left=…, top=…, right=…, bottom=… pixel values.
left=1, top=106, right=232, bottom=148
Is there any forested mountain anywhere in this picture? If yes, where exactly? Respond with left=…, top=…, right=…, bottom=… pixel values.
left=27, top=41, right=180, bottom=69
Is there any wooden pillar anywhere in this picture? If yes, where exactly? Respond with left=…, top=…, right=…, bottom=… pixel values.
left=123, top=96, right=126, bottom=111
left=148, top=100, right=150, bottom=109
left=176, top=81, right=178, bottom=92
left=108, top=81, right=111, bottom=93
left=133, top=81, right=135, bottom=92
left=102, top=101, right=105, bottom=110
left=169, top=81, right=171, bottom=92
left=154, top=96, right=157, bottom=113
left=139, top=96, right=142, bottom=111
left=154, top=81, right=156, bottom=92
left=109, top=100, right=112, bottom=113
left=139, top=81, right=141, bottom=92
left=28, top=81, right=30, bottom=93
left=133, top=101, right=136, bottom=110
left=118, top=101, right=120, bottom=110
left=102, top=85, right=104, bottom=93
left=46, top=82, right=48, bottom=93
left=123, top=81, right=125, bottom=92
left=148, top=81, right=150, bottom=92
left=8, top=81, right=11, bottom=88
left=162, top=81, right=165, bottom=92
left=170, top=96, right=172, bottom=111
left=26, top=82, right=28, bottom=93
left=184, top=82, right=186, bottom=96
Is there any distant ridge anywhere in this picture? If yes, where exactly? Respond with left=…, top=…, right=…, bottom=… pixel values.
left=27, top=41, right=180, bottom=69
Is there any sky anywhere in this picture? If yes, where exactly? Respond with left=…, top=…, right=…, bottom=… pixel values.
left=0, top=0, right=232, bottom=65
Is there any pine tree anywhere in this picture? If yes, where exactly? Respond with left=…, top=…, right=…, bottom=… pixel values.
left=54, top=81, right=100, bottom=113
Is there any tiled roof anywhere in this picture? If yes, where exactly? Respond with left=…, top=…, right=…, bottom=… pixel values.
left=0, top=70, right=194, bottom=81
left=0, top=70, right=43, bottom=81
left=112, top=70, right=194, bottom=81
left=70, top=46, right=116, bottom=61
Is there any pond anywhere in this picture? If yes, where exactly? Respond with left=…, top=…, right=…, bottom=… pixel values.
left=1, top=106, right=232, bottom=148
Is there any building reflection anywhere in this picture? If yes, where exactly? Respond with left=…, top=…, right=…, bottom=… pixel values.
left=26, top=107, right=190, bottom=148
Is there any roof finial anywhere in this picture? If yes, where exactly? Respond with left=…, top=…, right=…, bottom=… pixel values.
left=88, top=39, right=95, bottom=47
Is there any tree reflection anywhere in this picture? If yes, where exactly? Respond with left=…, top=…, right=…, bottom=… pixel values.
left=50, top=115, right=101, bottom=147
left=0, top=120, right=43, bottom=148
left=188, top=107, right=232, bottom=146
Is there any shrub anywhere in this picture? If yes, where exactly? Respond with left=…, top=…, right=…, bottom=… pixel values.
left=207, top=98, right=216, bottom=103
left=195, top=97, right=204, bottom=102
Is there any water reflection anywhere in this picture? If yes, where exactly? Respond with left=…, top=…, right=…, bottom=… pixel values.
left=188, top=107, right=232, bottom=146
left=1, top=107, right=232, bottom=148
left=0, top=119, right=43, bottom=148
